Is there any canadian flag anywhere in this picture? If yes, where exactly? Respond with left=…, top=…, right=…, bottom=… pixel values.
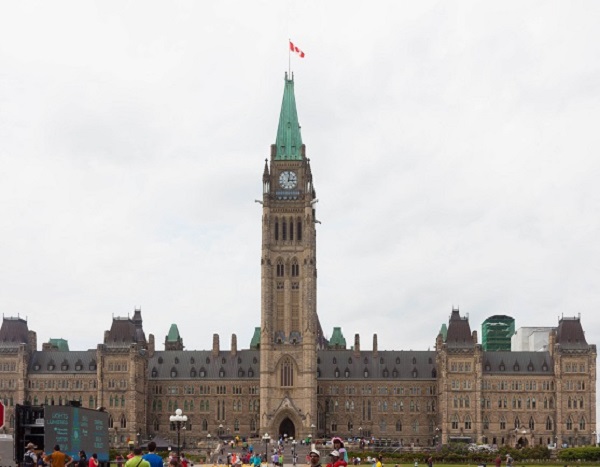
left=289, top=40, right=305, bottom=58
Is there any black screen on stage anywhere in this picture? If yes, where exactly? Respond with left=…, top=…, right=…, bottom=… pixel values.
left=44, top=406, right=110, bottom=462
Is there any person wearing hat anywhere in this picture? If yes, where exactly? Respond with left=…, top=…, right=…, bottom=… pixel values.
left=331, top=438, right=348, bottom=463
left=505, top=454, right=513, bottom=467
left=326, top=450, right=347, bottom=467
left=23, top=442, right=38, bottom=467
left=308, top=449, right=322, bottom=467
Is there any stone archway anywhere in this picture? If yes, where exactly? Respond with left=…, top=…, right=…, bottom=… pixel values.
left=517, top=436, right=529, bottom=448
left=279, top=417, right=296, bottom=439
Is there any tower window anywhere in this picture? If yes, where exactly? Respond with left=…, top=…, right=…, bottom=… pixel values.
left=282, top=219, right=287, bottom=240
left=297, top=219, right=302, bottom=241
left=289, top=217, right=294, bottom=240
left=291, top=259, right=300, bottom=277
left=275, top=218, right=279, bottom=241
left=281, top=357, right=294, bottom=387
left=276, top=259, right=284, bottom=277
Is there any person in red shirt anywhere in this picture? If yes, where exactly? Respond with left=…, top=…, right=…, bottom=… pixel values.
left=326, top=451, right=347, bottom=467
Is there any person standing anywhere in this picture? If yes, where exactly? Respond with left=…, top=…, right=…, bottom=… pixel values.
left=494, top=455, right=501, bottom=467
left=44, top=445, right=73, bottom=467
left=24, top=442, right=38, bottom=467
left=143, top=442, right=163, bottom=467
left=505, top=454, right=513, bottom=467
left=88, top=453, right=99, bottom=467
left=326, top=451, right=347, bottom=467
left=125, top=448, right=151, bottom=467
left=331, top=438, right=348, bottom=463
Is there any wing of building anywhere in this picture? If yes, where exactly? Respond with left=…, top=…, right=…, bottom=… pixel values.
left=0, top=75, right=596, bottom=450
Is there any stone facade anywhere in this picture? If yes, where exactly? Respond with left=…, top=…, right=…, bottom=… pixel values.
left=0, top=75, right=596, bottom=450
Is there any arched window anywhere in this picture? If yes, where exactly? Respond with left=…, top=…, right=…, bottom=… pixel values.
left=465, top=415, right=472, bottom=430
left=276, top=259, right=284, bottom=277
left=514, top=416, right=520, bottom=429
left=274, top=218, right=279, bottom=241
left=120, top=414, right=127, bottom=429
left=281, top=357, right=294, bottom=387
left=297, top=218, right=302, bottom=241
left=483, top=416, right=490, bottom=430
left=289, top=217, right=294, bottom=241
left=546, top=416, right=553, bottom=431
left=291, top=259, right=299, bottom=277
left=451, top=414, right=459, bottom=430
left=566, top=416, right=573, bottom=430
left=528, top=416, right=535, bottom=430
left=282, top=218, right=287, bottom=240
left=500, top=416, right=506, bottom=430
left=579, top=416, right=586, bottom=430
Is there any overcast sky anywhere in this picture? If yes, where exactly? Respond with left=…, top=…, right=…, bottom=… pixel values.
left=1, top=0, right=599, bottom=369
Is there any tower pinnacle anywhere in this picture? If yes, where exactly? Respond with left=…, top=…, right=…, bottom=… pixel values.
left=275, top=73, right=303, bottom=160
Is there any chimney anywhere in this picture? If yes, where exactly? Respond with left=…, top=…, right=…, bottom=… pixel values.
left=548, top=329, right=556, bottom=357
left=212, top=334, right=220, bottom=356
left=373, top=334, right=378, bottom=357
left=472, top=330, right=478, bottom=344
left=354, top=334, right=360, bottom=357
left=148, top=334, right=155, bottom=357
left=231, top=334, right=237, bottom=356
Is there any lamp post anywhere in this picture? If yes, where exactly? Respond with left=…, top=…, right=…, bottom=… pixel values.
left=262, top=433, right=270, bottom=461
left=137, top=431, right=141, bottom=447
left=183, top=426, right=187, bottom=449
left=291, top=439, right=297, bottom=466
left=169, top=408, right=188, bottom=457
left=219, top=424, right=224, bottom=437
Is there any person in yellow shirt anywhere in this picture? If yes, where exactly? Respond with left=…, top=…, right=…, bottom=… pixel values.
left=44, top=445, right=73, bottom=467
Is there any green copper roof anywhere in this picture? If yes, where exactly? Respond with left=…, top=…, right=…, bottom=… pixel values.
left=439, top=323, right=448, bottom=341
left=250, top=327, right=261, bottom=349
left=328, top=327, right=346, bottom=348
left=275, top=73, right=303, bottom=160
left=49, top=338, right=69, bottom=351
left=167, top=324, right=181, bottom=342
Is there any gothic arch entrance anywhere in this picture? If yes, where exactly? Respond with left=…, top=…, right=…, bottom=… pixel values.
left=279, top=418, right=296, bottom=439
left=517, top=437, right=529, bottom=448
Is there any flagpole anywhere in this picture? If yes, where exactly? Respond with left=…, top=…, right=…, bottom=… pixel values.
left=288, top=39, right=291, bottom=77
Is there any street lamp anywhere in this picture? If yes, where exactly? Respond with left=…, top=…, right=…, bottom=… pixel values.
left=219, top=424, right=224, bottom=437
left=262, top=433, right=271, bottom=460
left=137, top=431, right=141, bottom=447
left=169, top=408, right=188, bottom=457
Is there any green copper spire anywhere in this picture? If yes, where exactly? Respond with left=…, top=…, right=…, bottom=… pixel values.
left=166, top=323, right=181, bottom=342
left=275, top=73, right=303, bottom=160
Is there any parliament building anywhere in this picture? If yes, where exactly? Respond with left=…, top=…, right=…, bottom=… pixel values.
left=0, top=75, right=596, bottom=450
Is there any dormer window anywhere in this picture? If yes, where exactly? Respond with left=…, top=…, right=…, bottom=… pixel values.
left=219, top=368, right=225, bottom=377
left=364, top=357, right=369, bottom=364
left=392, top=369, right=398, bottom=378
left=34, top=364, right=40, bottom=371
left=345, top=369, right=350, bottom=378
left=206, top=357, right=210, bottom=364
left=190, top=357, right=195, bottom=364
left=412, top=368, right=418, bottom=378
left=190, top=369, right=197, bottom=377
left=513, top=363, right=520, bottom=371
left=158, top=357, right=163, bottom=364
left=199, top=368, right=206, bottom=377
left=238, top=368, right=245, bottom=377
left=364, top=369, right=369, bottom=378
left=396, top=357, right=401, bottom=364
left=248, top=368, right=254, bottom=377
left=334, top=368, right=340, bottom=378
left=170, top=367, right=177, bottom=378
left=151, top=368, right=158, bottom=377
left=380, top=357, right=384, bottom=364
left=174, top=357, right=179, bottom=364
left=348, top=357, right=353, bottom=364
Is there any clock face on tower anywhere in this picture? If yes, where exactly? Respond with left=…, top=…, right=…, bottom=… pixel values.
left=279, top=171, right=298, bottom=189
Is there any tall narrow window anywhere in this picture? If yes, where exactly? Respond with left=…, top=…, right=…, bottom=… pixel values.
left=276, top=259, right=284, bottom=277
left=291, top=259, right=299, bottom=276
left=275, top=218, right=279, bottom=241
left=281, top=357, right=294, bottom=387
left=282, top=219, right=287, bottom=240
left=289, top=217, right=294, bottom=240
left=297, top=218, right=302, bottom=241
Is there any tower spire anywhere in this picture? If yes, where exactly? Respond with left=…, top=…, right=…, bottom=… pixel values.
left=275, top=73, right=303, bottom=160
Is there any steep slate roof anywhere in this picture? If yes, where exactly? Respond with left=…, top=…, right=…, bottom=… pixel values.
left=445, top=309, right=473, bottom=347
left=28, top=350, right=97, bottom=374
left=105, top=317, right=144, bottom=346
left=275, top=73, right=303, bottom=160
left=148, top=350, right=260, bottom=380
left=0, top=317, right=29, bottom=347
left=482, top=351, right=553, bottom=375
left=556, top=317, right=589, bottom=349
left=439, top=323, right=448, bottom=341
left=317, top=350, right=437, bottom=380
